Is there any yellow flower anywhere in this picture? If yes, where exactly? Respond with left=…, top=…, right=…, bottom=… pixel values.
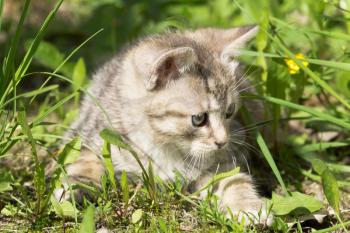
left=284, top=53, right=309, bottom=75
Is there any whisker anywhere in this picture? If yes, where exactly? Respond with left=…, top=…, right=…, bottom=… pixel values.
left=231, top=154, right=237, bottom=168
left=199, top=153, right=203, bottom=171
left=190, top=154, right=199, bottom=175
left=232, top=124, right=261, bottom=134
left=232, top=65, right=254, bottom=88
left=237, top=81, right=263, bottom=94
left=230, top=67, right=258, bottom=93
left=240, top=151, right=251, bottom=174
left=229, top=137, right=260, bottom=156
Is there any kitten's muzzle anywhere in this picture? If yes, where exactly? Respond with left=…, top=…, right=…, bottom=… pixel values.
left=215, top=140, right=227, bottom=149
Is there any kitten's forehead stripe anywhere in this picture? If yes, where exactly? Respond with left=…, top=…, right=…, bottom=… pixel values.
left=205, top=77, right=228, bottom=110
left=208, top=96, right=220, bottom=112
left=147, top=110, right=188, bottom=119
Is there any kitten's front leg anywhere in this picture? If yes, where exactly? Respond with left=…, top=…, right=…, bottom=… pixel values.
left=197, top=173, right=273, bottom=226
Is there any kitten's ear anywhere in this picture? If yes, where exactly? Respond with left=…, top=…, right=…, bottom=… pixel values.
left=146, top=47, right=197, bottom=91
left=220, top=25, right=259, bottom=67
left=145, top=47, right=197, bottom=91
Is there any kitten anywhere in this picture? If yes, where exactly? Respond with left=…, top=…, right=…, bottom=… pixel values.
left=56, top=26, right=273, bottom=226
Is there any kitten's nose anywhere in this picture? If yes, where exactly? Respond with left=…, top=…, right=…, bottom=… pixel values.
left=215, top=140, right=227, bottom=149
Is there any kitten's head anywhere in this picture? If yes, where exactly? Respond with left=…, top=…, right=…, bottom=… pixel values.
left=137, top=26, right=258, bottom=157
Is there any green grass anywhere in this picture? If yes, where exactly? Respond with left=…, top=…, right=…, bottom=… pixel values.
left=1, top=0, right=350, bottom=232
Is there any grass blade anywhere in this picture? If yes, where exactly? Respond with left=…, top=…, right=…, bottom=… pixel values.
left=300, top=169, right=350, bottom=188
left=312, top=220, right=350, bottom=233
left=17, top=106, right=45, bottom=215
left=244, top=94, right=350, bottom=129
left=240, top=105, right=289, bottom=195
left=102, top=141, right=117, bottom=191
left=17, top=108, right=38, bottom=164
left=79, top=205, right=95, bottom=233
left=147, top=161, right=156, bottom=202
left=1, top=0, right=30, bottom=102
left=1, top=85, right=58, bottom=109
left=191, top=167, right=240, bottom=197
left=298, top=140, right=350, bottom=153
left=99, top=128, right=149, bottom=181
left=120, top=170, right=129, bottom=206
left=31, top=92, right=77, bottom=127
left=15, top=0, right=64, bottom=80
left=240, top=50, right=350, bottom=72
left=321, top=168, right=340, bottom=216
left=256, top=132, right=288, bottom=195
left=271, top=16, right=350, bottom=41
left=29, top=29, right=103, bottom=104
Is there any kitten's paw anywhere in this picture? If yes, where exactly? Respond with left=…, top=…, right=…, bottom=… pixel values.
left=215, top=173, right=274, bottom=227
left=225, top=202, right=273, bottom=227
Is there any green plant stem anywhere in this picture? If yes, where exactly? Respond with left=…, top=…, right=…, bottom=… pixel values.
left=300, top=169, right=350, bottom=188
left=312, top=220, right=350, bottom=233
left=256, top=132, right=289, bottom=195
left=244, top=94, right=350, bottom=129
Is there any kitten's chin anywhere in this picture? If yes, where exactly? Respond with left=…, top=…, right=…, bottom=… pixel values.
left=190, top=145, right=217, bottom=157
left=190, top=141, right=219, bottom=154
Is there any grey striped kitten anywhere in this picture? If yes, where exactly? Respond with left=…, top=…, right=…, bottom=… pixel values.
left=57, top=26, right=273, bottom=226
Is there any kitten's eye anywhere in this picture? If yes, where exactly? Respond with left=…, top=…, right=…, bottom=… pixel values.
left=191, top=113, right=208, bottom=127
left=225, top=103, right=235, bottom=119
